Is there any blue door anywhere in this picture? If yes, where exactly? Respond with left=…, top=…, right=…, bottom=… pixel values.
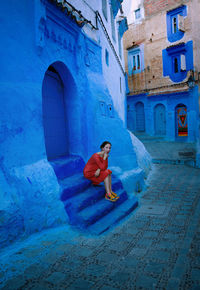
left=135, top=102, right=145, bottom=131
left=42, top=68, right=68, bottom=160
left=154, top=104, right=166, bottom=136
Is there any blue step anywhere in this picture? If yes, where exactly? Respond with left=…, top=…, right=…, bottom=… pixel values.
left=87, top=196, right=139, bottom=235
left=78, top=189, right=128, bottom=228
left=63, top=177, right=123, bottom=213
left=50, top=154, right=139, bottom=235
left=60, top=173, right=91, bottom=201
left=50, top=155, right=85, bottom=179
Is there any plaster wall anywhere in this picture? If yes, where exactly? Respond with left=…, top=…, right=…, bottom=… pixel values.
left=67, top=0, right=127, bottom=122
left=0, top=0, right=151, bottom=248
left=127, top=88, right=198, bottom=142
left=123, top=1, right=199, bottom=93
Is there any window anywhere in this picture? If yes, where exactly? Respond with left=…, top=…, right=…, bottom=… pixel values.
left=172, top=16, right=177, bottom=34
left=181, top=54, right=186, bottom=71
left=102, top=0, right=107, bottom=21
left=135, top=8, right=141, bottom=20
left=127, top=45, right=144, bottom=75
left=118, top=31, right=122, bottom=58
left=110, top=6, right=116, bottom=42
left=162, top=41, right=193, bottom=83
left=120, top=77, right=122, bottom=93
left=174, top=57, right=179, bottom=73
left=166, top=5, right=187, bottom=43
left=105, top=49, right=109, bottom=66
left=132, top=53, right=140, bottom=72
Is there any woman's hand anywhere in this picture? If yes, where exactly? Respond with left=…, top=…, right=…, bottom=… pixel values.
left=94, top=168, right=100, bottom=177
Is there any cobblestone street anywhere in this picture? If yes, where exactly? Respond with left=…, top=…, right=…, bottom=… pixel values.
left=1, top=162, right=200, bottom=289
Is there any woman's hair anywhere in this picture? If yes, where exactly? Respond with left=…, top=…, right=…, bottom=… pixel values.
left=100, top=141, right=111, bottom=149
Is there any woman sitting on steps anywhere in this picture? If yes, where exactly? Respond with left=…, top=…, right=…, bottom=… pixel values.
left=83, top=141, right=119, bottom=202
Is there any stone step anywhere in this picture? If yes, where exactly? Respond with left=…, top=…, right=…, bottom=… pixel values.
left=50, top=155, right=85, bottom=179
left=50, top=154, right=139, bottom=235
left=78, top=189, right=128, bottom=228
left=87, top=197, right=138, bottom=235
left=63, top=176, right=123, bottom=213
left=60, top=173, right=91, bottom=201
left=152, top=159, right=196, bottom=167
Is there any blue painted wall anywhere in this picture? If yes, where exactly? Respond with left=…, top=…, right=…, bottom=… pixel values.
left=0, top=0, right=151, bottom=248
left=127, top=87, right=199, bottom=142
left=162, top=41, right=193, bottom=82
left=166, top=5, right=187, bottom=43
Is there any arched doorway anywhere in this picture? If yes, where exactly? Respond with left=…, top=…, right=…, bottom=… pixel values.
left=42, top=65, right=68, bottom=160
left=135, top=102, right=145, bottom=132
left=154, top=104, right=166, bottom=136
left=175, top=104, right=188, bottom=137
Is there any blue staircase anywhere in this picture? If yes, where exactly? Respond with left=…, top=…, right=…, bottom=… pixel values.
left=50, top=155, right=138, bottom=235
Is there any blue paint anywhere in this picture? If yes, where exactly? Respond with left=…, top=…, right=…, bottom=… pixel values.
left=127, top=88, right=199, bottom=142
left=0, top=0, right=151, bottom=248
left=135, top=102, right=145, bottom=131
left=128, top=44, right=144, bottom=75
left=166, top=5, right=187, bottom=43
left=51, top=155, right=138, bottom=234
left=109, top=0, right=123, bottom=17
left=162, top=41, right=193, bottom=82
left=154, top=104, right=166, bottom=136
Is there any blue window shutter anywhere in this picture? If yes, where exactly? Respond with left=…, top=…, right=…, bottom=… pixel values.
left=162, top=49, right=170, bottom=76
left=185, top=40, right=193, bottom=71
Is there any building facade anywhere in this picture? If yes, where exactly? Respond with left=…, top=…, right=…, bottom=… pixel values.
left=123, top=0, right=200, bottom=143
left=0, top=0, right=151, bottom=247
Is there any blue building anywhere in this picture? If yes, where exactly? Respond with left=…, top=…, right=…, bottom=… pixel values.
left=124, top=1, right=200, bottom=143
left=0, top=0, right=151, bottom=248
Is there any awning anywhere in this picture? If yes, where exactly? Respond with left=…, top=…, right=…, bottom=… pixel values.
left=118, top=17, right=128, bottom=37
left=109, top=0, right=123, bottom=17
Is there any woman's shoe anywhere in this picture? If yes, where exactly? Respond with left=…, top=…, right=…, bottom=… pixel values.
left=111, top=191, right=120, bottom=199
left=105, top=193, right=117, bottom=202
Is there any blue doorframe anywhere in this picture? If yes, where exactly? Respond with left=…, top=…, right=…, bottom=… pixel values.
left=42, top=67, right=68, bottom=160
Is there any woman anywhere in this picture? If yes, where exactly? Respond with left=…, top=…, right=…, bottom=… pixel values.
left=83, top=141, right=119, bottom=202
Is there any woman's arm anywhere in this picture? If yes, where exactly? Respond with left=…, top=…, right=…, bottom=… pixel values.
left=93, top=154, right=108, bottom=170
left=94, top=168, right=100, bottom=177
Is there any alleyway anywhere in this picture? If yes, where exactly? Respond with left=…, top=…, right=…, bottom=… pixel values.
left=1, top=158, right=200, bottom=289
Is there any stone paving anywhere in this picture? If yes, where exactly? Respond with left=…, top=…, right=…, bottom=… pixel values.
left=1, top=162, right=200, bottom=289
left=134, top=133, right=197, bottom=164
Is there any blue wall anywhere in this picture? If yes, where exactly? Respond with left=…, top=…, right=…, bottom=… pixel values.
left=127, top=87, right=199, bottom=142
left=0, top=0, right=151, bottom=248
left=162, top=41, right=193, bottom=82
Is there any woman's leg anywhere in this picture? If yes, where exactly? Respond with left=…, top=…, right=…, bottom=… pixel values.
left=108, top=174, right=112, bottom=192
left=108, top=174, right=119, bottom=198
left=104, top=175, right=112, bottom=196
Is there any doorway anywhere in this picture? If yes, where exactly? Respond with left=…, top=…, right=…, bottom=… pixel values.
left=42, top=65, right=68, bottom=160
left=135, top=102, right=145, bottom=132
left=154, top=104, right=166, bottom=136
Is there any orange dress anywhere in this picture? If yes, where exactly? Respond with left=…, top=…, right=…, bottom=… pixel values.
left=83, top=153, right=112, bottom=185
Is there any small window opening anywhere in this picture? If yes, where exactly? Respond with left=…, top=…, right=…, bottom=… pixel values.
left=105, top=49, right=109, bottom=66
left=135, top=8, right=141, bottom=20
left=174, top=57, right=178, bottom=73
left=172, top=16, right=177, bottom=33
left=102, top=0, right=107, bottom=21
left=137, top=54, right=140, bottom=69
left=133, top=55, right=136, bottom=70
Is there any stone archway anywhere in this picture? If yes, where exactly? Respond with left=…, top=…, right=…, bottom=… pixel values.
left=42, top=61, right=77, bottom=160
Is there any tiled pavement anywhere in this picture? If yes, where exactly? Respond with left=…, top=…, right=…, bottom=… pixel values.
left=134, top=133, right=197, bottom=165
left=1, top=162, right=200, bottom=289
